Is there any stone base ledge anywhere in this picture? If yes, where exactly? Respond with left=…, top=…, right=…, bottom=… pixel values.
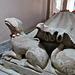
left=0, top=59, right=56, bottom=75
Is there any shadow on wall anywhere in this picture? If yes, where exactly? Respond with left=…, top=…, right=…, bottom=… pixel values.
left=0, top=0, right=47, bottom=43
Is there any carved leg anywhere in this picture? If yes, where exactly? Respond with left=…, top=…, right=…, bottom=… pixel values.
left=25, top=48, right=49, bottom=71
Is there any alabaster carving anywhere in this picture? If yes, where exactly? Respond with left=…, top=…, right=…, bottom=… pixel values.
left=2, top=18, right=49, bottom=73
left=2, top=11, right=75, bottom=75
left=35, top=11, right=75, bottom=75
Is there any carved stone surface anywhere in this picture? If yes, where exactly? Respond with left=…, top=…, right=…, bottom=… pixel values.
left=1, top=11, right=75, bottom=75
left=2, top=59, right=41, bottom=75
left=0, top=41, right=55, bottom=75
left=35, top=11, right=75, bottom=75
left=36, top=11, right=75, bottom=47
left=0, top=64, right=20, bottom=75
left=1, top=17, right=49, bottom=74
left=1, top=58, right=56, bottom=75
left=28, top=11, right=75, bottom=75
left=0, top=40, right=12, bottom=58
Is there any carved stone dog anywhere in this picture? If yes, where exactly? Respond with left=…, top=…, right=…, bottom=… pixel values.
left=2, top=18, right=49, bottom=72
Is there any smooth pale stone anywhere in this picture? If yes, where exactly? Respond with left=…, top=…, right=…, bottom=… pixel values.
left=43, top=59, right=56, bottom=74
left=2, top=50, right=22, bottom=60
left=55, top=49, right=75, bottom=74
left=0, top=60, right=2, bottom=65
left=25, top=48, right=49, bottom=69
left=27, top=29, right=38, bottom=38
left=10, top=58, right=41, bottom=72
left=0, top=71, right=8, bottom=75
left=2, top=59, right=41, bottom=75
left=10, top=59, right=27, bottom=66
left=41, top=71, right=55, bottom=75
left=3, top=56, right=12, bottom=61
left=2, top=59, right=55, bottom=75
left=0, top=65, right=20, bottom=75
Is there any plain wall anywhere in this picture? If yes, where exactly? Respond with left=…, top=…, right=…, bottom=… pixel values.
left=0, top=0, right=47, bottom=43
left=53, top=1, right=59, bottom=14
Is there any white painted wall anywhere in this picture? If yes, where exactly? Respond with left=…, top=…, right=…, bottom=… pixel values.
left=0, top=0, right=47, bottom=43
left=67, top=0, right=74, bottom=12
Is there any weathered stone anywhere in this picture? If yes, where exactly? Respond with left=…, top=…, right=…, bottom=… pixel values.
left=4, top=17, right=49, bottom=71
left=1, top=58, right=57, bottom=75
left=0, top=40, right=12, bottom=59
left=41, top=71, right=55, bottom=75
left=35, top=11, right=75, bottom=75
left=51, top=48, right=75, bottom=74
left=2, top=11, right=75, bottom=75
left=43, top=59, right=56, bottom=74
left=2, top=59, right=41, bottom=75
left=2, top=50, right=22, bottom=60
left=0, top=64, right=20, bottom=75
left=0, top=71, right=8, bottom=75
left=0, top=60, right=2, bottom=65
left=10, top=58, right=43, bottom=72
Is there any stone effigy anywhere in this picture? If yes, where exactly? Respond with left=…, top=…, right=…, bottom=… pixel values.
left=1, top=11, right=75, bottom=75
